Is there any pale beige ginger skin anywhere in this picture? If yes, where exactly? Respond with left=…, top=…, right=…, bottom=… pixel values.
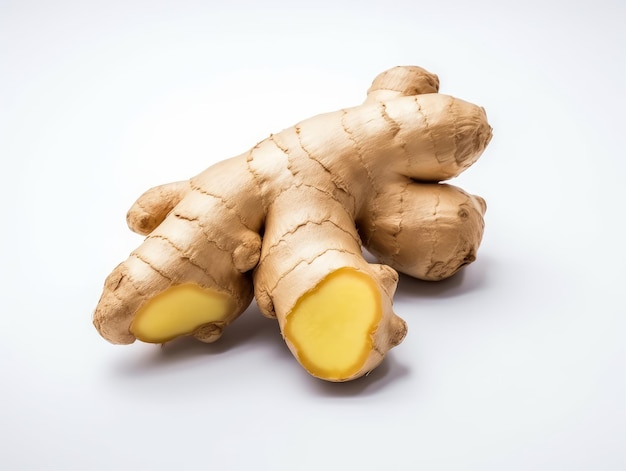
left=93, top=65, right=492, bottom=381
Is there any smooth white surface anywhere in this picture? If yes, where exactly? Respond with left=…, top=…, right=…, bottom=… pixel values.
left=1, top=1, right=625, bottom=469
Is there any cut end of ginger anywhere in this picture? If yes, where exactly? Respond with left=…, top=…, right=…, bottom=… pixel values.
left=130, top=283, right=235, bottom=343
left=284, top=268, right=382, bottom=381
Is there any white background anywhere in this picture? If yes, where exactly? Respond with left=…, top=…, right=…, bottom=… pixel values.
left=1, top=1, right=625, bottom=469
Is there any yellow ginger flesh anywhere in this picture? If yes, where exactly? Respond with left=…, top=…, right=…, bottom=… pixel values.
left=130, top=284, right=234, bottom=343
left=284, top=268, right=382, bottom=380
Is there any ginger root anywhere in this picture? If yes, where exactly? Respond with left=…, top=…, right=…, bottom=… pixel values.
left=93, top=65, right=491, bottom=382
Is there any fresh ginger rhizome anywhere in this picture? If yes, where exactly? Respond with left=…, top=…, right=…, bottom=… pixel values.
left=93, top=66, right=492, bottom=382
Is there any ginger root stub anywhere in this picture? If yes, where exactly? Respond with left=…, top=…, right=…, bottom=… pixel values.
left=93, top=65, right=492, bottom=382
left=129, top=284, right=234, bottom=343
